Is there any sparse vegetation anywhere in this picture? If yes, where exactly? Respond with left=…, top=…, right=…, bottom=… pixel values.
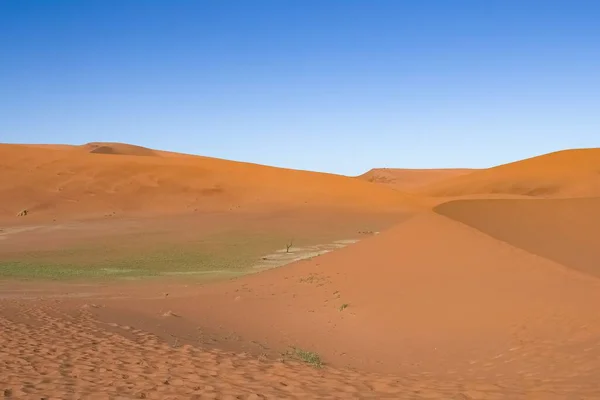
left=16, top=209, right=28, bottom=217
left=0, top=216, right=396, bottom=280
left=298, top=273, right=330, bottom=286
left=339, top=303, right=349, bottom=311
left=289, top=347, right=323, bottom=368
left=0, top=233, right=282, bottom=280
left=298, top=274, right=316, bottom=284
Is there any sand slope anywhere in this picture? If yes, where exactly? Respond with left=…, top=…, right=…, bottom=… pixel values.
left=95, top=211, right=600, bottom=384
left=435, top=197, right=600, bottom=278
left=8, top=299, right=593, bottom=400
left=357, top=168, right=474, bottom=191
left=0, top=143, right=421, bottom=220
left=419, top=148, right=600, bottom=198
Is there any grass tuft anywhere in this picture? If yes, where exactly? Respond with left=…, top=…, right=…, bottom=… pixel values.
left=289, top=347, right=323, bottom=368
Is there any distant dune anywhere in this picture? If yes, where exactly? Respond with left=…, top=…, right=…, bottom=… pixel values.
left=357, top=168, right=474, bottom=191
left=83, top=142, right=159, bottom=157
left=419, top=148, right=600, bottom=198
left=0, top=142, right=420, bottom=220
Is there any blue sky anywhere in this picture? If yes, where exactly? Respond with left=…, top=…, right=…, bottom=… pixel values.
left=1, top=1, right=599, bottom=175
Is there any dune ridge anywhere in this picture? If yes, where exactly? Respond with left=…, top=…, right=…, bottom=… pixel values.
left=418, top=148, right=600, bottom=198
left=0, top=143, right=421, bottom=220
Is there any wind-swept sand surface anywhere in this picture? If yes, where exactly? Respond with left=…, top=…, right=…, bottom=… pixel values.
left=2, top=144, right=600, bottom=398
left=3, top=300, right=469, bottom=399
left=12, top=300, right=595, bottom=400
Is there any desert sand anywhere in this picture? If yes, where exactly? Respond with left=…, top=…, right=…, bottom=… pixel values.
left=419, top=148, right=600, bottom=198
left=0, top=143, right=421, bottom=222
left=1, top=143, right=600, bottom=399
left=357, top=168, right=474, bottom=191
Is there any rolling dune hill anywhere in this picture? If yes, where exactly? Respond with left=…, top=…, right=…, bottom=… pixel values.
left=2, top=143, right=600, bottom=398
left=0, top=143, right=422, bottom=220
left=418, top=148, right=600, bottom=198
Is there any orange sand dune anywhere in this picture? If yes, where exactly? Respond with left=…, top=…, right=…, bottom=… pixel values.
left=435, top=197, right=600, bottom=278
left=3, top=143, right=600, bottom=397
left=357, top=168, right=474, bottom=191
left=3, top=208, right=600, bottom=397
left=0, top=143, right=421, bottom=220
left=94, top=210, right=600, bottom=385
left=419, top=148, right=600, bottom=198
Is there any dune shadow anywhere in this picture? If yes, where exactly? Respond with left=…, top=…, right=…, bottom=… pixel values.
left=434, top=197, right=600, bottom=279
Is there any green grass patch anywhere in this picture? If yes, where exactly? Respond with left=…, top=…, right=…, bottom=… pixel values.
left=288, top=347, right=323, bottom=368
left=0, top=231, right=346, bottom=281
left=0, top=212, right=403, bottom=281
left=0, top=232, right=284, bottom=280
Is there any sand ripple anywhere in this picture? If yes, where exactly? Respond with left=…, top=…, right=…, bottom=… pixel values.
left=1, top=301, right=599, bottom=399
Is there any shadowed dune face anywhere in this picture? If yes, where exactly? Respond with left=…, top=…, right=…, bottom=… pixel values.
left=434, top=197, right=600, bottom=278
left=0, top=143, right=421, bottom=220
left=419, top=148, right=600, bottom=198
left=357, top=168, right=474, bottom=191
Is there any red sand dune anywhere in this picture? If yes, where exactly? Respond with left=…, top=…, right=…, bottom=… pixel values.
left=98, top=210, right=600, bottom=382
left=357, top=168, right=474, bottom=191
left=2, top=143, right=600, bottom=397
left=419, top=148, right=600, bottom=198
left=0, top=143, right=422, bottom=220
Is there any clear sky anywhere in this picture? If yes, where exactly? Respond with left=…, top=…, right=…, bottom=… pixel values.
left=1, top=1, right=599, bottom=175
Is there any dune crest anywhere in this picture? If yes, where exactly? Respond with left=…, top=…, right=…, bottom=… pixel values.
left=419, top=148, right=600, bottom=198
left=0, top=143, right=421, bottom=220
